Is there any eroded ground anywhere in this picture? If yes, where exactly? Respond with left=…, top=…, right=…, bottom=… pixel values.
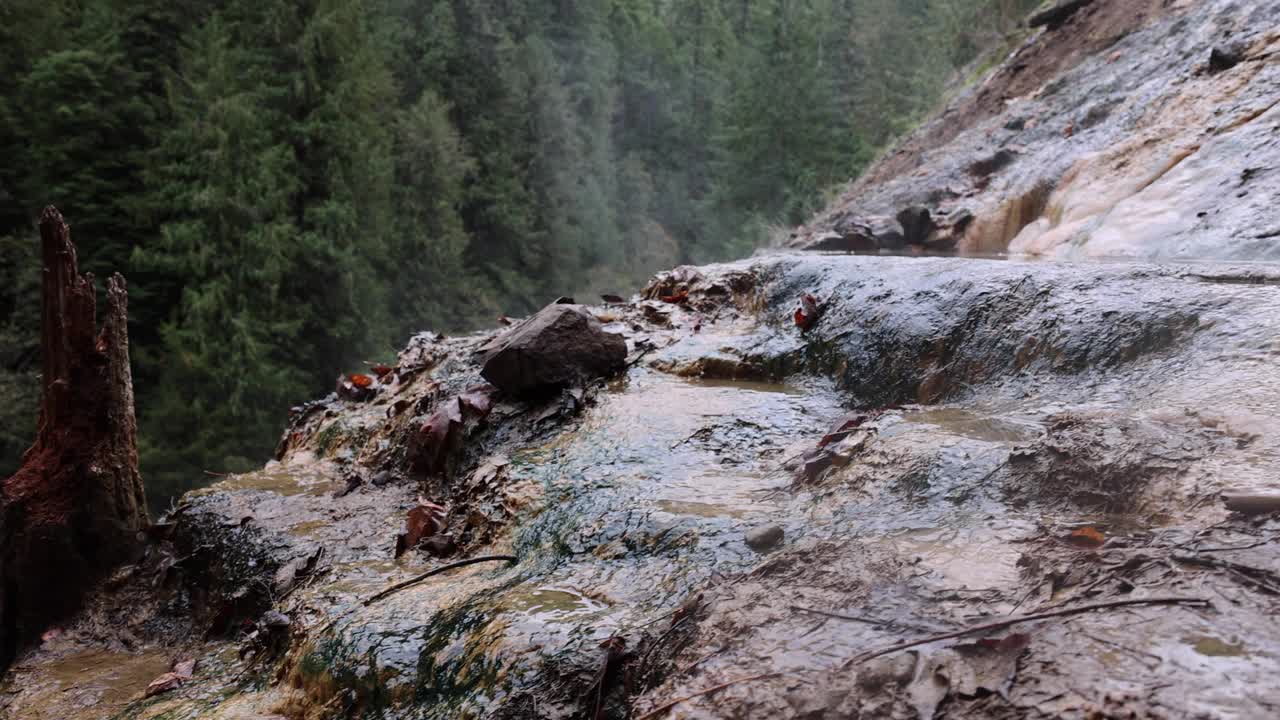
left=3, top=254, right=1280, bottom=720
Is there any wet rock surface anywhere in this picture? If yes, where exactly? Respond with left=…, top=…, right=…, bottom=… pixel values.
left=791, top=0, right=1280, bottom=260
left=5, top=252, right=1280, bottom=720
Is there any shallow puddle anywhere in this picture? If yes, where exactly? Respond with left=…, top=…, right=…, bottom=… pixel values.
left=899, top=407, right=1040, bottom=443
left=860, top=524, right=1026, bottom=590
left=2, top=648, right=173, bottom=719
left=201, top=465, right=342, bottom=497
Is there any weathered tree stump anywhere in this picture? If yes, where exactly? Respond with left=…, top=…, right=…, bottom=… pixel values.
left=0, top=207, right=147, bottom=669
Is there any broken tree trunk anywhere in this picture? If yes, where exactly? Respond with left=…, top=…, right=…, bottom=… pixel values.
left=0, top=206, right=147, bottom=670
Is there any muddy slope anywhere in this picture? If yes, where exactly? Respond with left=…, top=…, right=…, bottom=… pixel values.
left=4, top=253, right=1280, bottom=720
left=792, top=0, right=1280, bottom=259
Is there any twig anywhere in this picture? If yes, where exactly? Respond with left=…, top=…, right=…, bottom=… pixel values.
left=1173, top=553, right=1280, bottom=593
left=789, top=605, right=937, bottom=633
left=1196, top=538, right=1276, bottom=553
left=679, top=645, right=726, bottom=673
left=1079, top=631, right=1162, bottom=667
left=639, top=616, right=692, bottom=673
left=362, top=555, right=518, bottom=606
left=635, top=672, right=783, bottom=720
left=203, top=470, right=228, bottom=478
left=843, top=596, right=1209, bottom=667
left=790, top=605, right=889, bottom=626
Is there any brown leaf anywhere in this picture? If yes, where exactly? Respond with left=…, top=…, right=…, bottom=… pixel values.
left=371, top=363, right=394, bottom=378
left=459, top=387, right=495, bottom=418
left=399, top=499, right=448, bottom=557
left=819, top=413, right=870, bottom=447
left=145, top=672, right=184, bottom=697
left=1066, top=526, right=1106, bottom=549
left=413, top=400, right=463, bottom=475
left=908, top=633, right=1030, bottom=720
left=659, top=289, right=689, bottom=304
left=173, top=658, right=196, bottom=680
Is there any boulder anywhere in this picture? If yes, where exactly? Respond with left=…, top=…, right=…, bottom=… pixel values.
left=897, top=206, right=936, bottom=246
left=480, top=304, right=627, bottom=394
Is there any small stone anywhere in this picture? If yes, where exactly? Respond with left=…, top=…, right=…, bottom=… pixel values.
left=1208, top=43, right=1244, bottom=73
left=745, top=525, right=784, bottom=552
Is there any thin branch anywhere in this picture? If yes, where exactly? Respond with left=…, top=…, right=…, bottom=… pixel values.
left=635, top=672, right=783, bottom=720
left=788, top=604, right=938, bottom=633
left=362, top=555, right=517, bottom=606
left=843, top=596, right=1210, bottom=667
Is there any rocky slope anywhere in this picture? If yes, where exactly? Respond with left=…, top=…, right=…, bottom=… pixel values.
left=791, top=0, right=1280, bottom=260
left=5, top=2, right=1280, bottom=719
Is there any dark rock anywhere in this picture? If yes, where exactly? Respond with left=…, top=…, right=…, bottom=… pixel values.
left=967, top=149, right=1017, bottom=178
left=925, top=207, right=975, bottom=250
left=897, top=206, right=936, bottom=246
left=1208, top=43, right=1244, bottom=73
left=830, top=214, right=906, bottom=251
left=1003, top=117, right=1026, bottom=131
left=804, top=230, right=878, bottom=253
left=553, top=296, right=576, bottom=305
left=1028, top=0, right=1095, bottom=30
left=745, top=524, right=785, bottom=552
left=480, top=304, right=627, bottom=394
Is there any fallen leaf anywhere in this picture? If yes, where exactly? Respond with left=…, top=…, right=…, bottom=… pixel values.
left=371, top=363, right=393, bottom=377
left=498, top=315, right=514, bottom=326
left=1066, top=526, right=1106, bottom=549
left=908, top=633, right=1030, bottom=720
left=660, top=289, right=689, bottom=304
left=459, top=386, right=496, bottom=419
left=145, top=672, right=184, bottom=697
left=794, top=307, right=810, bottom=329
left=336, top=373, right=376, bottom=401
left=413, top=400, right=464, bottom=474
left=795, top=292, right=823, bottom=330
left=398, top=498, right=448, bottom=558
left=173, top=658, right=197, bottom=680
left=819, top=413, right=870, bottom=447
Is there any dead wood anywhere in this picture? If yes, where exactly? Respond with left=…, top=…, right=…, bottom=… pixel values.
left=0, top=207, right=147, bottom=670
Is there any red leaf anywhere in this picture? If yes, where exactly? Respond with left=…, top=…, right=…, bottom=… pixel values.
left=1066, top=526, right=1106, bottom=549
left=795, top=293, right=823, bottom=331
left=349, top=373, right=374, bottom=388
left=659, top=289, right=689, bottom=304
left=498, top=315, right=514, bottom=326
left=371, top=363, right=393, bottom=378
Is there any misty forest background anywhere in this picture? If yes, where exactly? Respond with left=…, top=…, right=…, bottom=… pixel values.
left=0, top=0, right=1038, bottom=506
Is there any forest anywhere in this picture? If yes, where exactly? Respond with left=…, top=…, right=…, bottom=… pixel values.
left=0, top=0, right=1037, bottom=505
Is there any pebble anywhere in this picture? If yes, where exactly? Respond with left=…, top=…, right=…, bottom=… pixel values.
left=745, top=524, right=784, bottom=552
